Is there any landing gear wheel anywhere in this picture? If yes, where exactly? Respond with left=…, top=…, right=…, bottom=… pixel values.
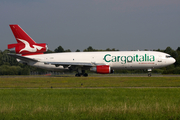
left=75, top=73, right=81, bottom=77
left=148, top=73, right=151, bottom=77
left=83, top=73, right=88, bottom=77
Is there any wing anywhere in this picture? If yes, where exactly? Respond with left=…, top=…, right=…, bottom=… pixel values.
left=44, top=62, right=106, bottom=70
left=7, top=53, right=38, bottom=62
left=44, top=62, right=98, bottom=67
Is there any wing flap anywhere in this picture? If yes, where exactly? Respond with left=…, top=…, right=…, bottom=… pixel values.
left=45, top=62, right=94, bottom=67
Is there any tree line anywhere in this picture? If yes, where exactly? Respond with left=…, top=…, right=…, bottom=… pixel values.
left=0, top=46, right=180, bottom=75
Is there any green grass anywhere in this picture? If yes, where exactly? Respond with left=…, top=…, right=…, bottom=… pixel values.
left=0, top=76, right=180, bottom=119
left=0, top=76, right=180, bottom=88
left=0, top=88, right=180, bottom=119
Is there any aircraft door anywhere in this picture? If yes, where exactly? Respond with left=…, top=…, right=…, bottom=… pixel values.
left=157, top=55, right=162, bottom=65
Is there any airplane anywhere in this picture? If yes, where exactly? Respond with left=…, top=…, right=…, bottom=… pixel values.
left=7, top=24, right=176, bottom=77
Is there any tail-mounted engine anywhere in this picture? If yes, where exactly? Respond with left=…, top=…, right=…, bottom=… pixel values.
left=90, top=65, right=114, bottom=74
left=8, top=43, right=48, bottom=55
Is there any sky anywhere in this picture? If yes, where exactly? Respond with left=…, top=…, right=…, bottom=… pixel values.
left=1, top=0, right=180, bottom=52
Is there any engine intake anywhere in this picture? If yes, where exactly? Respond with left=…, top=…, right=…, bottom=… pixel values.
left=8, top=43, right=47, bottom=55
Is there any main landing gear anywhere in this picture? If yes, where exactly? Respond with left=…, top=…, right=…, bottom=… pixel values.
left=75, top=73, right=88, bottom=77
left=75, top=69, right=88, bottom=77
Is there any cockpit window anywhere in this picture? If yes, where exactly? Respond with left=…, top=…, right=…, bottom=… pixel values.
left=166, top=55, right=172, bottom=58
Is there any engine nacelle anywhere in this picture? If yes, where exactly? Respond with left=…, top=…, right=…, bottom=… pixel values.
left=90, top=65, right=114, bottom=74
left=8, top=43, right=48, bottom=55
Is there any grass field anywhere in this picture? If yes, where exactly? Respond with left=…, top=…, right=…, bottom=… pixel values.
left=0, top=76, right=180, bottom=119
left=0, top=76, right=180, bottom=88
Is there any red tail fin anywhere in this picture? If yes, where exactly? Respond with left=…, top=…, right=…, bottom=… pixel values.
left=9, top=25, right=36, bottom=45
left=8, top=24, right=48, bottom=56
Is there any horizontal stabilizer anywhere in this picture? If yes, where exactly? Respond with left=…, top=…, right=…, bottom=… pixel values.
left=8, top=43, right=22, bottom=49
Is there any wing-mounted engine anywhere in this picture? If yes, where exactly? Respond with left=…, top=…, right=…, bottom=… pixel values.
left=90, top=65, right=114, bottom=74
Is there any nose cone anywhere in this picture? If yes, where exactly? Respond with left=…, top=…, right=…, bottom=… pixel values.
left=170, top=58, right=176, bottom=64
left=172, top=58, right=176, bottom=64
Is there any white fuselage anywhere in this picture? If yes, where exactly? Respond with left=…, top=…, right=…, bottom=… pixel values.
left=24, top=51, right=175, bottom=71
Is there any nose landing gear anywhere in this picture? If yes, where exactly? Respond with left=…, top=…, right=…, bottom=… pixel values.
left=147, top=69, right=152, bottom=77
left=148, top=73, right=151, bottom=77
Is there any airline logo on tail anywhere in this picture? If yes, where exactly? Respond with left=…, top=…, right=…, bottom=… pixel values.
left=18, top=38, right=43, bottom=53
left=8, top=24, right=48, bottom=55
